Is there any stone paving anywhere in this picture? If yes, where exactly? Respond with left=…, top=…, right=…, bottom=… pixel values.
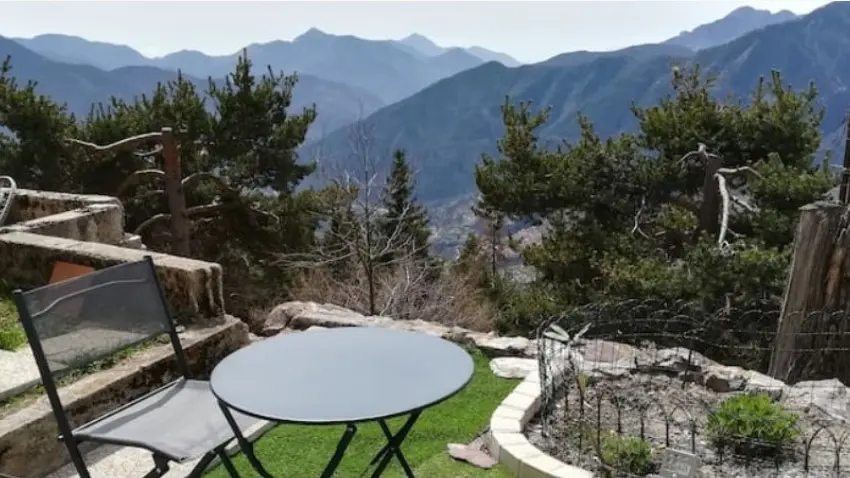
left=0, top=348, right=41, bottom=401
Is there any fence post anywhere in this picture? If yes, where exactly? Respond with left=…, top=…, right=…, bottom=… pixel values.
left=160, top=127, right=191, bottom=257
left=769, top=201, right=843, bottom=383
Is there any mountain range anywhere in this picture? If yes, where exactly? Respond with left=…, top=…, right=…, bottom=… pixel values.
left=309, top=4, right=839, bottom=203
left=0, top=4, right=823, bottom=213
left=2, top=28, right=524, bottom=136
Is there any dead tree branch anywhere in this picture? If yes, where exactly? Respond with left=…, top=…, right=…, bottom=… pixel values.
left=116, top=169, right=166, bottom=197
left=65, top=132, right=164, bottom=155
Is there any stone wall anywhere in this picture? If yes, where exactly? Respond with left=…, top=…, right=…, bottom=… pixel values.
left=1, top=188, right=130, bottom=247
left=262, top=301, right=536, bottom=357
left=0, top=232, right=225, bottom=323
left=0, top=189, right=224, bottom=322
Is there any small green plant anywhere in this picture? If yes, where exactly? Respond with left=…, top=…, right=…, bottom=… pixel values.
left=599, top=432, right=657, bottom=476
left=707, top=393, right=799, bottom=460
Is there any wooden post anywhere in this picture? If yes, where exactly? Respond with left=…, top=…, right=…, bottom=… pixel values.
left=841, top=111, right=850, bottom=204
left=161, top=127, right=191, bottom=257
left=769, top=201, right=843, bottom=383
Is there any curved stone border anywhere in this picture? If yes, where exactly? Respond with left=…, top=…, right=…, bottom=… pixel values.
left=487, top=369, right=593, bottom=478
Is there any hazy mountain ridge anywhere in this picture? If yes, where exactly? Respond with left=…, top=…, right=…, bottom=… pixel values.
left=307, top=2, right=850, bottom=207
left=12, top=29, right=520, bottom=104
left=664, top=6, right=799, bottom=50
left=396, top=33, right=522, bottom=67
left=0, top=35, right=384, bottom=137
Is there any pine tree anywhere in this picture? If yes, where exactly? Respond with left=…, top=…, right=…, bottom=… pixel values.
left=380, top=149, right=431, bottom=261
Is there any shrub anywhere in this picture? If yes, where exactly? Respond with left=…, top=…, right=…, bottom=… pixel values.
left=599, top=432, right=657, bottom=476
left=707, top=393, right=799, bottom=460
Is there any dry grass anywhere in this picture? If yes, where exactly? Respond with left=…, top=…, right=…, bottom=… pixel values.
left=290, top=261, right=497, bottom=332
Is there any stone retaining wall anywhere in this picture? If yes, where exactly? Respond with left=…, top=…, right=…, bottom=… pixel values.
left=265, top=300, right=537, bottom=357
left=2, top=189, right=125, bottom=245
left=0, top=316, right=249, bottom=478
left=6, top=189, right=120, bottom=224
left=0, top=232, right=225, bottom=323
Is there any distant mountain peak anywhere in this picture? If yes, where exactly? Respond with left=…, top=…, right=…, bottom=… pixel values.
left=663, top=5, right=799, bottom=51
left=397, top=33, right=444, bottom=57
left=402, top=33, right=434, bottom=43
left=294, top=27, right=331, bottom=43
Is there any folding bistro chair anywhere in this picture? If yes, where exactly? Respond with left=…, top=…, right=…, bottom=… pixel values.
left=13, top=256, right=258, bottom=478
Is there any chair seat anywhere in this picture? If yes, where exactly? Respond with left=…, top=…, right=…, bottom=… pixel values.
left=74, top=378, right=260, bottom=462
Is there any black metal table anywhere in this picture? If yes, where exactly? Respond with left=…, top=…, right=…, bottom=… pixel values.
left=210, top=326, right=475, bottom=478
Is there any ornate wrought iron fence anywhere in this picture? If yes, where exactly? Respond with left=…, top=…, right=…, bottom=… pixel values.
left=532, top=300, right=850, bottom=477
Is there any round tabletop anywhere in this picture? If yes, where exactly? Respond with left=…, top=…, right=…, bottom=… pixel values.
left=210, top=327, right=475, bottom=424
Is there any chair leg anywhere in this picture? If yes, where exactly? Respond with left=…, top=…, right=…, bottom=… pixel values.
left=141, top=454, right=170, bottom=478
left=185, top=446, right=242, bottom=478
left=218, top=451, right=241, bottom=478
left=186, top=451, right=217, bottom=478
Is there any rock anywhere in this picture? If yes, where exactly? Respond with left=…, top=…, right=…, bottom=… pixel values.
left=702, top=365, right=747, bottom=393
left=783, top=378, right=850, bottom=421
left=648, top=347, right=715, bottom=374
left=447, top=443, right=497, bottom=469
left=288, top=307, right=392, bottom=330
left=474, top=335, right=532, bottom=357
left=444, top=326, right=475, bottom=345
left=306, top=326, right=328, bottom=333
left=490, top=357, right=537, bottom=379
left=261, top=301, right=321, bottom=336
left=389, top=319, right=452, bottom=338
left=580, top=340, right=643, bottom=364
left=743, top=370, right=787, bottom=399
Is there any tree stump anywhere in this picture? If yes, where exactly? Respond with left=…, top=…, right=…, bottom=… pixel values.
left=768, top=201, right=850, bottom=384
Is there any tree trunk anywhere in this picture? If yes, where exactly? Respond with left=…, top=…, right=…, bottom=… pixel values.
left=161, top=127, right=191, bottom=257
left=694, top=155, right=722, bottom=241
left=769, top=201, right=846, bottom=384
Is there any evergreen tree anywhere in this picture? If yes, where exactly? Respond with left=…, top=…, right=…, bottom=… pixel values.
left=474, top=67, right=834, bottom=341
left=380, top=149, right=431, bottom=260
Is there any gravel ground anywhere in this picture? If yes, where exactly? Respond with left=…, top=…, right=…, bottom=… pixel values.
left=526, top=374, right=850, bottom=478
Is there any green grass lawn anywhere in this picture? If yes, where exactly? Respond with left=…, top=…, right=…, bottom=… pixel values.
left=0, top=296, right=25, bottom=351
left=206, top=348, right=518, bottom=478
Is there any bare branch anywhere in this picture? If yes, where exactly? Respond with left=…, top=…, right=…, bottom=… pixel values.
left=182, top=172, right=239, bottom=199
left=116, top=169, right=166, bottom=197
left=135, top=145, right=164, bottom=158
left=65, top=132, right=163, bottom=154
left=716, top=166, right=764, bottom=180
left=631, top=196, right=650, bottom=239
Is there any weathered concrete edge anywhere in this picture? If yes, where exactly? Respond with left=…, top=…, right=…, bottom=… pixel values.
left=0, top=377, right=40, bottom=403
left=487, top=371, right=594, bottom=478
left=0, top=203, right=126, bottom=245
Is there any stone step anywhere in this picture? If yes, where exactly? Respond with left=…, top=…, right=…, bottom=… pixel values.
left=0, top=348, right=41, bottom=402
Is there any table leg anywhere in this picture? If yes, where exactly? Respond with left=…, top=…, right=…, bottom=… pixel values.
left=319, top=424, right=358, bottom=478
left=369, top=411, right=421, bottom=478
left=217, top=400, right=275, bottom=478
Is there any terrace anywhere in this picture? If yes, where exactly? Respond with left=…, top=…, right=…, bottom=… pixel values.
left=0, top=187, right=532, bottom=478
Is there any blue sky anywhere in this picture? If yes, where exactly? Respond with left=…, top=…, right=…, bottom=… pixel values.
left=0, top=1, right=830, bottom=63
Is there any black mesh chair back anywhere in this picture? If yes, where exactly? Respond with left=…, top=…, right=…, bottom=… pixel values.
left=12, top=256, right=194, bottom=478
left=15, top=257, right=188, bottom=379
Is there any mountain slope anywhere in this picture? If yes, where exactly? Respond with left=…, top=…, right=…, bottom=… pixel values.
left=13, top=33, right=152, bottom=71
left=0, top=36, right=384, bottom=136
left=541, top=43, right=693, bottom=68
left=13, top=30, right=491, bottom=104
left=396, top=33, right=522, bottom=66
left=307, top=2, right=850, bottom=204
left=664, top=6, right=798, bottom=51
